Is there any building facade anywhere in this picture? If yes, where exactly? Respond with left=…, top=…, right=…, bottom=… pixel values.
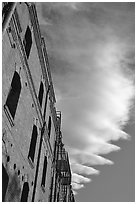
left=2, top=2, right=75, bottom=202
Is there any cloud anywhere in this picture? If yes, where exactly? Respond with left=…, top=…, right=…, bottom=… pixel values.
left=73, top=190, right=78, bottom=195
left=37, top=2, right=135, bottom=194
left=69, top=149, right=114, bottom=166
left=71, top=163, right=100, bottom=176
left=72, top=173, right=91, bottom=184
left=72, top=182, right=84, bottom=190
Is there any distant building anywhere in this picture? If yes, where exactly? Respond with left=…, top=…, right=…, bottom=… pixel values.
left=2, top=2, right=75, bottom=202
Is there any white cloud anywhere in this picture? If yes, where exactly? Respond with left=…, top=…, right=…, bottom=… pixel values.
left=72, top=182, right=84, bottom=190
left=37, top=2, right=135, bottom=194
left=71, top=163, right=100, bottom=176
left=72, top=173, right=91, bottom=184
left=69, top=150, right=114, bottom=166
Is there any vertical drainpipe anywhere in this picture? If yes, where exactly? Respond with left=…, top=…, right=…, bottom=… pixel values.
left=2, top=2, right=17, bottom=34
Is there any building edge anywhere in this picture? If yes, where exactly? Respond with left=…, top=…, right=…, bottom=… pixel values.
left=2, top=2, right=75, bottom=202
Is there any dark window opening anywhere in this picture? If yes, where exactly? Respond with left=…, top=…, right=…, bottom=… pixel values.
left=38, top=82, right=44, bottom=107
left=57, top=192, right=59, bottom=202
left=43, top=99, right=47, bottom=120
left=6, top=71, right=21, bottom=119
left=2, top=164, right=9, bottom=201
left=41, top=156, right=47, bottom=188
left=48, top=116, right=51, bottom=139
left=43, top=86, right=50, bottom=119
left=28, top=125, right=38, bottom=163
left=21, top=182, right=29, bottom=202
left=23, top=26, right=32, bottom=59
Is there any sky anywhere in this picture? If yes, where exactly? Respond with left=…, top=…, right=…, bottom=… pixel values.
left=36, top=2, right=135, bottom=202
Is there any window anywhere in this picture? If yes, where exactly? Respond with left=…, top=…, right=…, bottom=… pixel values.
left=48, top=116, right=51, bottom=139
left=43, top=99, right=47, bottom=119
left=41, top=156, right=47, bottom=188
left=21, top=182, right=29, bottom=202
left=5, top=71, right=21, bottom=119
left=43, top=86, right=50, bottom=119
left=28, top=125, right=38, bottom=164
left=38, top=82, right=44, bottom=107
left=2, top=164, right=9, bottom=201
left=23, top=26, right=32, bottom=59
left=57, top=192, right=60, bottom=202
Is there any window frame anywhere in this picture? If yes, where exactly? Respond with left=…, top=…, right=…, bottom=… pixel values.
left=4, top=71, right=21, bottom=124
left=48, top=116, right=51, bottom=139
left=41, top=156, right=47, bottom=191
left=38, top=81, right=44, bottom=107
left=23, top=26, right=32, bottom=59
left=28, top=125, right=38, bottom=167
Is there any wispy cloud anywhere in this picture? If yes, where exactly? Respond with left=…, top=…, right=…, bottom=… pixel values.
left=71, top=163, right=100, bottom=175
left=69, top=149, right=114, bottom=166
left=72, top=182, right=84, bottom=190
left=72, top=173, right=91, bottom=183
left=37, top=2, right=135, bottom=193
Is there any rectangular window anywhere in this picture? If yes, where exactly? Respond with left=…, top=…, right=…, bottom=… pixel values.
left=41, top=156, right=47, bottom=188
left=43, top=86, right=50, bottom=119
left=48, top=116, right=51, bottom=139
left=38, top=82, right=44, bottom=107
left=28, top=125, right=38, bottom=165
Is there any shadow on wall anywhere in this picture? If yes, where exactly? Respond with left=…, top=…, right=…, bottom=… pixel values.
left=3, top=165, right=21, bottom=202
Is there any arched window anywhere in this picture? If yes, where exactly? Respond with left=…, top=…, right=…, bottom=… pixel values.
left=28, top=125, right=38, bottom=163
left=2, top=164, right=9, bottom=201
left=21, top=182, right=29, bottom=202
left=6, top=71, right=21, bottom=119
left=38, top=82, right=44, bottom=107
left=48, top=116, right=51, bottom=139
left=23, top=26, right=32, bottom=59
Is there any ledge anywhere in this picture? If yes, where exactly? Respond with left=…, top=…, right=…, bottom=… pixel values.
left=4, top=104, right=14, bottom=127
left=28, top=156, right=35, bottom=169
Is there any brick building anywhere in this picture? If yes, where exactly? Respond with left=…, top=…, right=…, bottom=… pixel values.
left=2, top=2, right=75, bottom=202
